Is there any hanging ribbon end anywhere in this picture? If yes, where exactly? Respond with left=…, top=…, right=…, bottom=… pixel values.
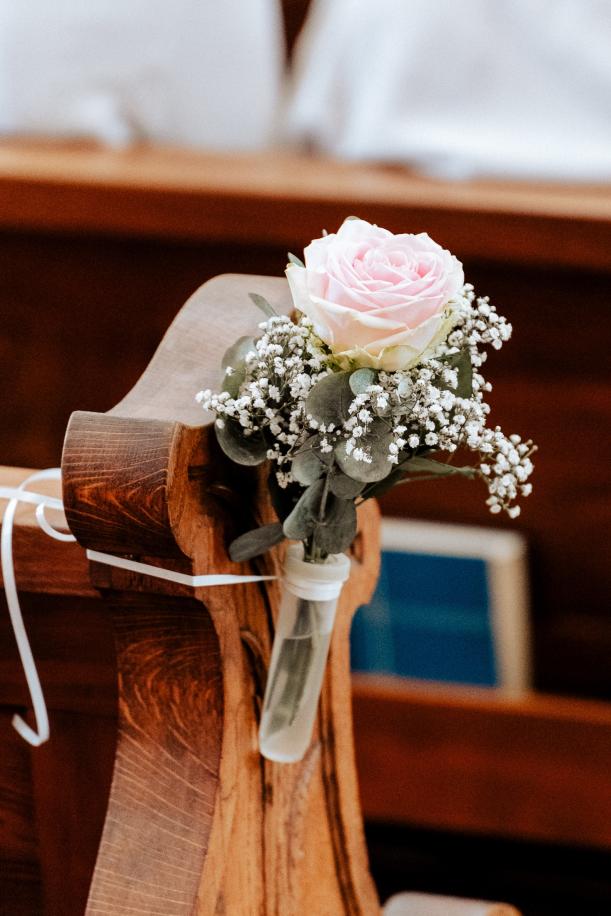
left=12, top=712, right=49, bottom=747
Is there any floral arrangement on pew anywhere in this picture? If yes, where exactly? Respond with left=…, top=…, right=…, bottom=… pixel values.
left=197, top=218, right=536, bottom=763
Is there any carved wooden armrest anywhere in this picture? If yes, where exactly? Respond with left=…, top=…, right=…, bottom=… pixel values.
left=61, top=274, right=381, bottom=915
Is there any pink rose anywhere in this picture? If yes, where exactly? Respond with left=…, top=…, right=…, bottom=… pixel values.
left=286, top=218, right=464, bottom=370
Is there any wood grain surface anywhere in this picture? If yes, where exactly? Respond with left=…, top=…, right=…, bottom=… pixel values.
left=0, top=711, right=43, bottom=915
left=5, top=446, right=611, bottom=912
left=86, top=593, right=223, bottom=916
left=0, top=141, right=610, bottom=269
left=353, top=675, right=611, bottom=850
left=58, top=274, right=382, bottom=914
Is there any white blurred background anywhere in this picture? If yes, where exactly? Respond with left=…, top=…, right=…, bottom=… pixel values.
left=1, top=0, right=610, bottom=180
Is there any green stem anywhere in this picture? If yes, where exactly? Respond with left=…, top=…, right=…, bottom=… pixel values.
left=318, top=470, right=331, bottom=523
left=304, top=469, right=332, bottom=564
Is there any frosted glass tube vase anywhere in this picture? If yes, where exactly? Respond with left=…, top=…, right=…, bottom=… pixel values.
left=259, top=545, right=350, bottom=763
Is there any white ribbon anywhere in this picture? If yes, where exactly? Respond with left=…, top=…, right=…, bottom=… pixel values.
left=85, top=549, right=277, bottom=587
left=1, top=468, right=276, bottom=747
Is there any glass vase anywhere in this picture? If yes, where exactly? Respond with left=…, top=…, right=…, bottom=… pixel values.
left=259, top=545, right=350, bottom=763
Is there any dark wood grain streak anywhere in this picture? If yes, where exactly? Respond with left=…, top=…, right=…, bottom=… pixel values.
left=86, top=593, right=222, bottom=916
left=318, top=510, right=382, bottom=916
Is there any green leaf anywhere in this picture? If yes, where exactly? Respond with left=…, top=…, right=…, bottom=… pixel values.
left=306, top=371, right=354, bottom=426
left=248, top=293, right=277, bottom=318
left=403, top=456, right=476, bottom=477
left=443, top=349, right=473, bottom=398
left=221, top=336, right=255, bottom=371
left=220, top=337, right=255, bottom=397
left=359, top=464, right=410, bottom=501
left=229, top=522, right=285, bottom=562
left=328, top=471, right=364, bottom=498
left=359, top=453, right=476, bottom=500
left=282, top=479, right=325, bottom=540
left=334, top=419, right=395, bottom=483
left=281, top=475, right=358, bottom=554
left=291, top=436, right=333, bottom=486
left=221, top=367, right=245, bottom=399
left=215, top=419, right=268, bottom=466
left=287, top=252, right=305, bottom=269
left=315, top=496, right=357, bottom=554
left=292, top=449, right=324, bottom=486
left=349, top=367, right=376, bottom=395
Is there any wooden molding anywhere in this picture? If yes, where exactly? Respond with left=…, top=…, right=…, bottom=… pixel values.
left=353, top=674, right=611, bottom=850
left=1, top=141, right=610, bottom=270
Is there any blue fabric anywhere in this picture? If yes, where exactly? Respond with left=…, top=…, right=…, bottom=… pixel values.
left=351, top=550, right=497, bottom=686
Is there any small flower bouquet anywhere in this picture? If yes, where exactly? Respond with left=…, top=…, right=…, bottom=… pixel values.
left=197, top=218, right=536, bottom=762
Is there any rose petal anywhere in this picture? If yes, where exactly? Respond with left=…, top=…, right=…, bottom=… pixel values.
left=288, top=219, right=465, bottom=369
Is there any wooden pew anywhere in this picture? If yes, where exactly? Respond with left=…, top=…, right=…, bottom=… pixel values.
left=0, top=141, right=610, bottom=702
left=0, top=275, right=525, bottom=914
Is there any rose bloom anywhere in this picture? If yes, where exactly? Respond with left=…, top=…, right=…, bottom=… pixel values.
left=286, top=218, right=465, bottom=370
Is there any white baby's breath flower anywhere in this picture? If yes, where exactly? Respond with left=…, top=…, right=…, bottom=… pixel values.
left=197, top=269, right=534, bottom=520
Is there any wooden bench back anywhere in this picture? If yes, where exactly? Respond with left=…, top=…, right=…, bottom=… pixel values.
left=59, top=274, right=381, bottom=915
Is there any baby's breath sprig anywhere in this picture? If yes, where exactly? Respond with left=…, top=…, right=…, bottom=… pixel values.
left=197, top=284, right=535, bottom=562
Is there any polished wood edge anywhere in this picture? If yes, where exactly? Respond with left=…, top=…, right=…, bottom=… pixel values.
left=0, top=143, right=610, bottom=270
left=352, top=674, right=611, bottom=849
left=61, top=410, right=190, bottom=557
left=352, top=673, right=611, bottom=725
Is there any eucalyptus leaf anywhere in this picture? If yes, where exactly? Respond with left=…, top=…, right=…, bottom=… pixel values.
left=403, top=456, right=476, bottom=477
left=282, top=479, right=325, bottom=540
left=315, top=496, right=357, bottom=554
left=220, top=337, right=255, bottom=398
left=215, top=419, right=268, bottom=466
left=292, top=436, right=333, bottom=485
left=443, top=349, right=473, bottom=399
left=248, top=292, right=277, bottom=318
left=359, top=464, right=410, bottom=501
left=359, top=456, right=476, bottom=501
left=349, top=367, right=376, bottom=395
left=229, top=522, right=285, bottom=562
left=292, top=449, right=324, bottom=486
left=328, top=471, right=364, bottom=498
left=287, top=252, right=305, bottom=269
left=221, top=335, right=255, bottom=371
left=335, top=420, right=395, bottom=483
left=221, top=367, right=245, bottom=399
left=306, top=371, right=354, bottom=426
